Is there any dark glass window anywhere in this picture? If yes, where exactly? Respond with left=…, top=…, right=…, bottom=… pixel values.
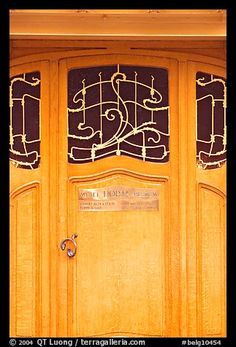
left=68, top=65, right=170, bottom=163
left=9, top=71, right=41, bottom=169
left=196, top=72, right=226, bottom=169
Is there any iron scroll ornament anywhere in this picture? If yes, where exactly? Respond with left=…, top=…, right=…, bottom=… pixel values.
left=196, top=72, right=227, bottom=169
left=9, top=71, right=41, bottom=169
left=68, top=65, right=170, bottom=163
left=60, top=234, right=78, bottom=257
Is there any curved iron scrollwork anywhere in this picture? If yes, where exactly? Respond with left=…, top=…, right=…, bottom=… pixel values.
left=9, top=71, right=41, bottom=169
left=196, top=72, right=227, bottom=169
left=67, top=65, right=170, bottom=163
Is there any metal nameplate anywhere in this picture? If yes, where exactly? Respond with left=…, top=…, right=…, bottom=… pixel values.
left=78, top=186, right=159, bottom=211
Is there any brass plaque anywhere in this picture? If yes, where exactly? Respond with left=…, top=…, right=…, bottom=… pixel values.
left=78, top=186, right=159, bottom=211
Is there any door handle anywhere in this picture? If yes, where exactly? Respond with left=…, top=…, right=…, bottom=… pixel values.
left=60, top=233, right=78, bottom=257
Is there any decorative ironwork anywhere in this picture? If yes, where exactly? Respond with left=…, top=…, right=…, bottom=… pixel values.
left=9, top=71, right=41, bottom=169
left=196, top=72, right=227, bottom=169
left=68, top=65, right=170, bottom=163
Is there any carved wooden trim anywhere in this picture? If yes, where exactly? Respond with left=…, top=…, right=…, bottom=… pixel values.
left=198, top=182, right=226, bottom=198
left=69, top=169, right=168, bottom=184
left=10, top=181, right=40, bottom=198
left=10, top=49, right=226, bottom=68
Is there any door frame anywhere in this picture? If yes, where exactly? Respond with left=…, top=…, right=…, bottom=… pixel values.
left=10, top=47, right=226, bottom=337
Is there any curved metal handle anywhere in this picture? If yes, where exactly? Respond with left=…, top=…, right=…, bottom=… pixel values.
left=60, top=233, right=78, bottom=257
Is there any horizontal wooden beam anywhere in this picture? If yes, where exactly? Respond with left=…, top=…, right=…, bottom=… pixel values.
left=10, top=9, right=226, bottom=40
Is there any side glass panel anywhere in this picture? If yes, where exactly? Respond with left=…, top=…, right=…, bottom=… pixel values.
left=196, top=72, right=227, bottom=169
left=9, top=71, right=41, bottom=169
left=67, top=65, right=170, bottom=163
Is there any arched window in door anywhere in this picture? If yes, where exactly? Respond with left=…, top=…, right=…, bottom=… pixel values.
left=9, top=71, right=41, bottom=169
left=67, top=65, right=170, bottom=163
left=196, top=72, right=227, bottom=169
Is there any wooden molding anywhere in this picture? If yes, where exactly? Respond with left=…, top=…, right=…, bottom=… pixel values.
left=10, top=9, right=226, bottom=40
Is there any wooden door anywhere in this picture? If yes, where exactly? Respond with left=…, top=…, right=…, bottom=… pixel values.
left=10, top=61, right=51, bottom=337
left=57, top=55, right=180, bottom=337
left=10, top=50, right=226, bottom=338
left=187, top=62, right=226, bottom=337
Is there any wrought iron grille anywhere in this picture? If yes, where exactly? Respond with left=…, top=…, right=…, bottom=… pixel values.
left=67, top=65, right=170, bottom=163
left=9, top=71, right=41, bottom=169
left=196, top=72, right=227, bottom=169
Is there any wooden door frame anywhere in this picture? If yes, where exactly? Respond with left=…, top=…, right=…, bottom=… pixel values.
left=10, top=47, right=226, bottom=337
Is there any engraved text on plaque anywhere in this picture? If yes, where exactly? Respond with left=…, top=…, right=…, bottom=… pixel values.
left=78, top=186, right=159, bottom=211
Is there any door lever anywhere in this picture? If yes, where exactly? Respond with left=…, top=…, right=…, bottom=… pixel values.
left=60, top=233, right=78, bottom=257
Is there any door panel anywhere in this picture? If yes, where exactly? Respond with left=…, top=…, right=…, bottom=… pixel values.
left=69, top=173, right=166, bottom=336
left=198, top=184, right=226, bottom=336
left=11, top=184, right=39, bottom=336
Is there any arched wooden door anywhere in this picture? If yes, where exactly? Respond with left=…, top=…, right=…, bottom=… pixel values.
left=10, top=50, right=226, bottom=337
left=57, top=54, right=179, bottom=337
